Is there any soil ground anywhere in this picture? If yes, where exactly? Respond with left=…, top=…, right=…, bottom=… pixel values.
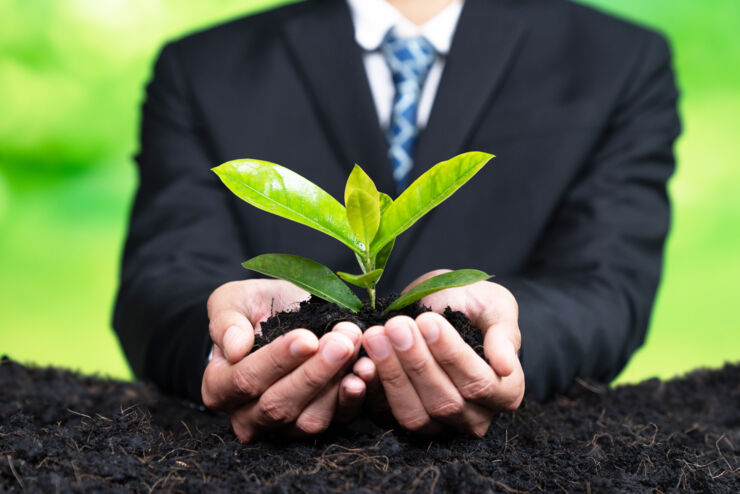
left=1, top=355, right=738, bottom=493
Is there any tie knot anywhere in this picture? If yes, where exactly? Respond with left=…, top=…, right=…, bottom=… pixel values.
left=380, top=31, right=438, bottom=89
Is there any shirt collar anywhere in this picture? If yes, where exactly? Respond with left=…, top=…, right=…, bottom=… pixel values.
left=346, top=0, right=464, bottom=54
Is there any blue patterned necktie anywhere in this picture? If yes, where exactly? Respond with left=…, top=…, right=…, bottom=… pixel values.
left=380, top=31, right=438, bottom=192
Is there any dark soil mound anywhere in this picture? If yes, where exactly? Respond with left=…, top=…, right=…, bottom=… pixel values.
left=256, top=296, right=483, bottom=358
left=1, top=356, right=738, bottom=493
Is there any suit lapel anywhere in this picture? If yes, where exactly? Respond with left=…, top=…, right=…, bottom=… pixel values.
left=412, top=0, right=529, bottom=181
left=281, top=0, right=395, bottom=194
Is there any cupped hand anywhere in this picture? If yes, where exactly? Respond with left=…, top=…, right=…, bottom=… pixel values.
left=201, top=279, right=367, bottom=442
left=356, top=270, right=524, bottom=437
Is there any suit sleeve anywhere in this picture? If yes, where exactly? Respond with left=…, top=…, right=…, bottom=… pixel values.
left=495, top=35, right=682, bottom=400
left=113, top=43, right=247, bottom=402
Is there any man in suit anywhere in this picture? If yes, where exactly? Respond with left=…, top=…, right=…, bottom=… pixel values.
left=114, top=0, right=681, bottom=442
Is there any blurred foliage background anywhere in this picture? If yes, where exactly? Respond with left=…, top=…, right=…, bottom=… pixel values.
left=1, top=0, right=738, bottom=383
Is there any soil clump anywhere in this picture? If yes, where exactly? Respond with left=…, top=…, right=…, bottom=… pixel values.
left=1, top=356, right=738, bottom=492
left=255, top=296, right=483, bottom=358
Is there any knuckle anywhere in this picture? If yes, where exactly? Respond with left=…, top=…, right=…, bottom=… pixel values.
left=201, top=368, right=226, bottom=410
left=502, top=398, right=520, bottom=413
left=267, top=345, right=291, bottom=375
left=208, top=281, right=238, bottom=307
left=499, top=375, right=525, bottom=412
left=469, top=421, right=491, bottom=439
left=206, top=288, right=222, bottom=313
left=403, top=356, right=430, bottom=376
left=259, top=394, right=292, bottom=424
left=201, top=383, right=219, bottom=410
left=459, top=377, right=495, bottom=402
left=296, top=413, right=331, bottom=435
left=512, top=328, right=522, bottom=352
left=504, top=387, right=525, bottom=412
left=378, top=367, right=407, bottom=390
left=209, top=313, right=236, bottom=339
left=399, top=414, right=432, bottom=433
left=428, top=397, right=464, bottom=420
left=300, top=365, right=327, bottom=391
left=231, top=420, right=255, bottom=443
left=232, top=366, right=260, bottom=399
left=435, top=347, right=464, bottom=368
left=207, top=317, right=221, bottom=339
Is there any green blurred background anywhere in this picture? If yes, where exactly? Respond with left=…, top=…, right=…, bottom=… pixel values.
left=1, top=0, right=738, bottom=383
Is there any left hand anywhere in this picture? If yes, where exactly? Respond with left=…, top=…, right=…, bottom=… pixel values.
left=356, top=270, right=525, bottom=437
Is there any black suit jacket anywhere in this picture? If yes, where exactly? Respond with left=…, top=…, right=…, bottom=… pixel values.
left=113, top=0, right=681, bottom=403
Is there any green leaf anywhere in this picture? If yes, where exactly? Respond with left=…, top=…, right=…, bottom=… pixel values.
left=383, top=269, right=492, bottom=313
left=337, top=269, right=383, bottom=289
left=373, top=237, right=395, bottom=272
left=242, top=254, right=363, bottom=312
left=370, top=152, right=494, bottom=256
left=345, top=164, right=380, bottom=206
left=378, top=192, right=393, bottom=213
left=346, top=190, right=380, bottom=250
left=371, top=192, right=396, bottom=274
left=213, top=159, right=363, bottom=253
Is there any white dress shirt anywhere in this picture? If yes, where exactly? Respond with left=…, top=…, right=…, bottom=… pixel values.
left=345, top=0, right=464, bottom=130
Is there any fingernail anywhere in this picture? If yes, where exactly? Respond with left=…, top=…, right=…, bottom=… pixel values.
left=364, top=333, right=392, bottom=360
left=289, top=336, right=317, bottom=358
left=223, top=325, right=242, bottom=361
left=418, top=317, right=440, bottom=343
left=345, top=378, right=364, bottom=395
left=386, top=318, right=413, bottom=350
left=354, top=358, right=374, bottom=378
left=322, top=335, right=353, bottom=365
left=334, top=322, right=361, bottom=345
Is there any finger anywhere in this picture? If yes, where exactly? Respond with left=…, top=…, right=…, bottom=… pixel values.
left=289, top=322, right=364, bottom=433
left=424, top=281, right=521, bottom=378
left=484, top=326, right=518, bottom=377
left=209, top=309, right=255, bottom=364
left=473, top=286, right=520, bottom=377
left=249, top=332, right=355, bottom=428
left=415, top=311, right=512, bottom=410
left=354, top=357, right=389, bottom=414
left=332, top=321, right=363, bottom=361
left=332, top=322, right=366, bottom=421
left=207, top=284, right=256, bottom=363
left=385, top=316, right=482, bottom=427
left=363, top=325, right=442, bottom=434
left=353, top=356, right=376, bottom=383
left=294, top=373, right=366, bottom=434
left=335, top=374, right=366, bottom=423
left=475, top=284, right=520, bottom=347
left=291, top=381, right=341, bottom=436
left=201, top=328, right=318, bottom=410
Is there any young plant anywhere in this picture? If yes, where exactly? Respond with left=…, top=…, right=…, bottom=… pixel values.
left=212, top=152, right=494, bottom=313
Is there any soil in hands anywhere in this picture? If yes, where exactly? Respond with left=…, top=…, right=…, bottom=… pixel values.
left=254, top=295, right=483, bottom=357
left=1, top=357, right=739, bottom=492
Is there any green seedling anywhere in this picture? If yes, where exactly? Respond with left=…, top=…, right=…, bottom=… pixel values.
left=212, top=152, right=494, bottom=313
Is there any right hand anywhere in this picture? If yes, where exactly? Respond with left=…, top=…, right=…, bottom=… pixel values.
left=201, top=279, right=367, bottom=442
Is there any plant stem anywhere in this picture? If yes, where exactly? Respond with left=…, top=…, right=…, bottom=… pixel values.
left=361, top=252, right=376, bottom=309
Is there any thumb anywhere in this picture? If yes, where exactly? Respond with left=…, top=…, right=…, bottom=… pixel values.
left=207, top=283, right=255, bottom=364
left=476, top=287, right=520, bottom=377
left=483, top=326, right=518, bottom=377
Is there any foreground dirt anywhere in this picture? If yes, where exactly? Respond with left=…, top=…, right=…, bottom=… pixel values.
left=1, top=357, right=738, bottom=493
